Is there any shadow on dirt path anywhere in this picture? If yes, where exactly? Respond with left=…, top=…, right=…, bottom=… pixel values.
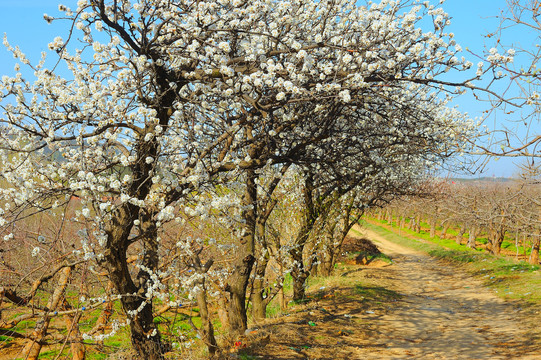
left=240, top=225, right=539, bottom=360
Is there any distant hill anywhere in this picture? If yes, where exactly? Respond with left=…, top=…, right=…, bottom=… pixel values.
left=449, top=177, right=515, bottom=183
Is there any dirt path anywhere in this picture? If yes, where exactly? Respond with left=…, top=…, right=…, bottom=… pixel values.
left=245, top=225, right=539, bottom=359
left=350, top=225, right=538, bottom=360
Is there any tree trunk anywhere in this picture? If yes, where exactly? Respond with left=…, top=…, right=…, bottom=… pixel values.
left=278, top=262, right=286, bottom=311
left=530, top=237, right=540, bottom=265
left=456, top=226, right=465, bottom=245
left=415, top=215, right=421, bottom=233
left=23, top=266, right=72, bottom=360
left=440, top=222, right=450, bottom=239
left=532, top=209, right=541, bottom=265
left=62, top=299, right=85, bottom=360
left=291, top=237, right=311, bottom=301
left=217, top=297, right=230, bottom=331
left=250, top=253, right=270, bottom=321
left=429, top=219, right=436, bottom=238
left=249, top=165, right=287, bottom=322
left=195, top=286, right=218, bottom=357
left=278, top=287, right=286, bottom=311
left=291, top=262, right=310, bottom=301
left=467, top=227, right=477, bottom=249
left=320, top=207, right=360, bottom=277
left=290, top=172, right=317, bottom=302
left=102, top=208, right=166, bottom=359
left=226, top=168, right=257, bottom=335
left=318, top=246, right=334, bottom=277
left=191, top=255, right=219, bottom=357
left=490, top=228, right=505, bottom=256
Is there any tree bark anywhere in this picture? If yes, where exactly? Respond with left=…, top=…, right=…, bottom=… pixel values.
left=22, top=266, right=72, bottom=360
left=191, top=255, right=219, bottom=357
left=226, top=168, right=257, bottom=335
left=290, top=172, right=317, bottom=301
left=467, top=227, right=478, bottom=249
left=429, top=219, right=437, bottom=238
left=291, top=253, right=310, bottom=302
left=102, top=208, right=166, bottom=359
left=249, top=165, right=287, bottom=322
left=532, top=209, right=541, bottom=265
left=226, top=254, right=255, bottom=334
left=440, top=221, right=450, bottom=239
left=489, top=227, right=505, bottom=255
left=415, top=215, right=421, bottom=233
left=456, top=226, right=465, bottom=245
left=61, top=299, right=85, bottom=360
left=318, top=245, right=334, bottom=277
left=530, top=237, right=540, bottom=265
left=250, top=253, right=270, bottom=321
left=217, top=297, right=230, bottom=331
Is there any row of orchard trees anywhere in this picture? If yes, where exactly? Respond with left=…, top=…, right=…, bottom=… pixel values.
left=378, top=170, right=541, bottom=265
left=0, top=0, right=499, bottom=358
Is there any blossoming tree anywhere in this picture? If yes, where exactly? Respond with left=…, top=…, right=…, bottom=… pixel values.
left=0, top=0, right=481, bottom=357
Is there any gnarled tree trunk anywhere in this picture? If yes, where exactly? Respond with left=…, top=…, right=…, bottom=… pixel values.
left=226, top=168, right=257, bottom=335
left=251, top=252, right=270, bottom=321
left=456, top=226, right=465, bottom=245
left=191, top=253, right=219, bottom=357
left=440, top=220, right=450, bottom=239
left=489, top=227, right=506, bottom=255
left=102, top=207, right=167, bottom=359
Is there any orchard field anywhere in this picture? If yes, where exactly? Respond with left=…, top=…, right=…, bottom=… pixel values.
left=1, top=0, right=540, bottom=359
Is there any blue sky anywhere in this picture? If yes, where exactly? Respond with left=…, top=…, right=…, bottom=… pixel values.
left=0, top=0, right=537, bottom=177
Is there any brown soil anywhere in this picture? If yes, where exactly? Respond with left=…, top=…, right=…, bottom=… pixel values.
left=236, top=225, right=540, bottom=360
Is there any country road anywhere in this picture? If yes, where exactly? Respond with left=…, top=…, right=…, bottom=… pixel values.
left=347, top=225, right=538, bottom=360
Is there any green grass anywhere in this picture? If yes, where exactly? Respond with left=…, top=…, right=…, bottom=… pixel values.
left=282, top=273, right=293, bottom=293
left=265, top=301, right=282, bottom=318
left=12, top=319, right=35, bottom=332
left=35, top=349, right=69, bottom=359
left=87, top=353, right=108, bottom=360
left=372, top=252, right=393, bottom=263
left=0, top=335, right=12, bottom=343
left=238, top=353, right=258, bottom=360
left=376, top=216, right=533, bottom=256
